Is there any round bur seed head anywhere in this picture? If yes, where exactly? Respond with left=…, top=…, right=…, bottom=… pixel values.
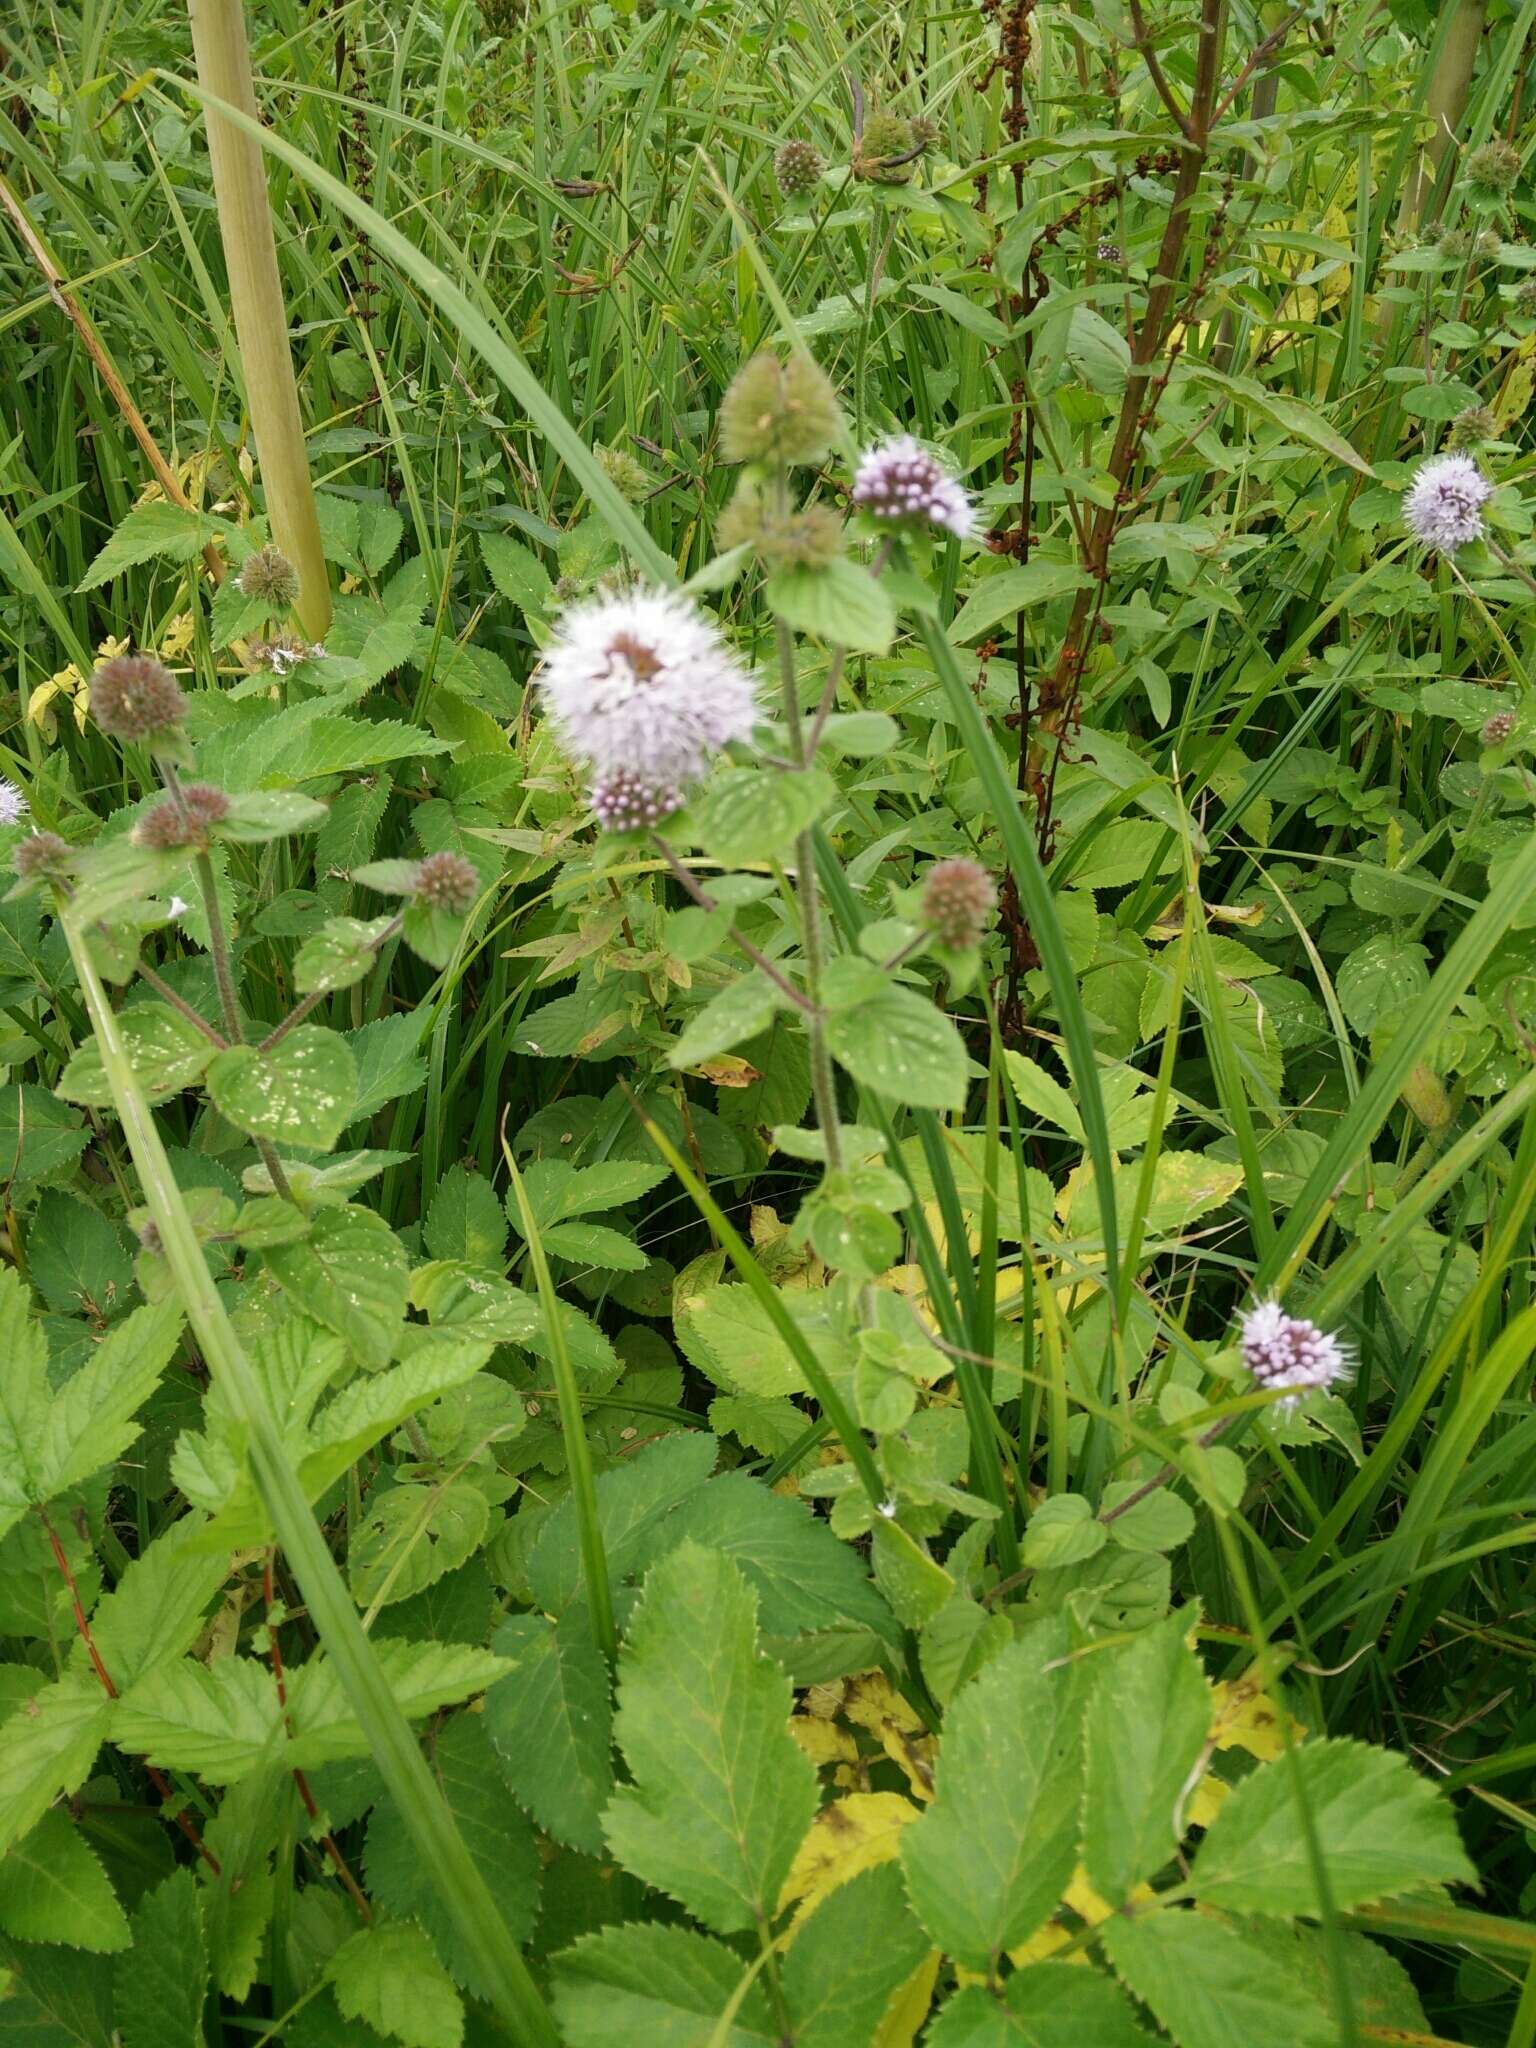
left=414, top=851, right=479, bottom=915
left=922, top=858, right=996, bottom=949
left=857, top=111, right=916, bottom=183
left=13, top=831, right=72, bottom=883
left=90, top=654, right=187, bottom=743
left=1465, top=139, right=1521, bottom=201
left=1449, top=405, right=1499, bottom=450
left=719, top=351, right=844, bottom=467
left=237, top=544, right=300, bottom=610
left=1482, top=710, right=1516, bottom=746
left=774, top=139, right=824, bottom=197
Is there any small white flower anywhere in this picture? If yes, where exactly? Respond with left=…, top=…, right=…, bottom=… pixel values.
left=538, top=586, right=757, bottom=794
left=851, top=434, right=974, bottom=539
left=1238, top=1300, right=1350, bottom=1410
left=0, top=780, right=28, bottom=827
left=1403, top=453, right=1493, bottom=554
left=167, top=895, right=190, bottom=919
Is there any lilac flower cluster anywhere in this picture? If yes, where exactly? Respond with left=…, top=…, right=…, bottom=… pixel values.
left=1403, top=453, right=1493, bottom=554
left=1238, top=1300, right=1350, bottom=1409
left=851, top=435, right=974, bottom=539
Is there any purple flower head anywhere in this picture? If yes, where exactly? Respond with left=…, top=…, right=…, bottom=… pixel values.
left=851, top=435, right=973, bottom=540
left=1403, top=453, right=1493, bottom=554
left=538, top=587, right=757, bottom=795
left=1238, top=1300, right=1350, bottom=1410
left=590, top=769, right=682, bottom=835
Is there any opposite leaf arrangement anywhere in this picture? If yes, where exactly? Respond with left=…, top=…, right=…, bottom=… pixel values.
left=0, top=333, right=1494, bottom=2048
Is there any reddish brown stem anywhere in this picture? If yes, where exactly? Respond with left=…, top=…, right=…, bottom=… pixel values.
left=40, top=1506, right=221, bottom=1874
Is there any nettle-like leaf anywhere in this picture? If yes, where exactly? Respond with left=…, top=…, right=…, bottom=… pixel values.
left=263, top=1204, right=410, bottom=1368
left=58, top=1002, right=216, bottom=1108
left=929, top=1961, right=1157, bottom=2047
left=0, top=1807, right=129, bottom=1954
left=485, top=1612, right=613, bottom=1855
left=553, top=1920, right=778, bottom=2047
left=822, top=964, right=970, bottom=1111
left=1082, top=1611, right=1211, bottom=1905
left=114, top=1868, right=208, bottom=2048
left=901, top=1618, right=1081, bottom=1972
left=688, top=766, right=837, bottom=867
left=206, top=1026, right=357, bottom=1150
left=293, top=915, right=396, bottom=995
left=1188, top=1736, right=1475, bottom=1914
left=364, top=1714, right=538, bottom=2001
left=350, top=1479, right=490, bottom=1608
left=328, top=1919, right=463, bottom=2048
left=0, top=1275, right=183, bottom=1544
left=603, top=1540, right=817, bottom=1934
left=1101, top=1910, right=1338, bottom=2048
left=0, top=1674, right=114, bottom=1859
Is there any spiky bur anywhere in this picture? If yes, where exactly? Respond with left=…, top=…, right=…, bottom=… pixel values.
left=1465, top=139, right=1521, bottom=203
left=852, top=435, right=975, bottom=540
left=717, top=484, right=844, bottom=571
left=1403, top=453, right=1493, bottom=554
left=1449, top=406, right=1499, bottom=450
left=718, top=352, right=844, bottom=468
left=590, top=769, right=683, bottom=834
left=538, top=587, right=757, bottom=801
left=413, top=851, right=479, bottom=916
left=133, top=783, right=230, bottom=851
left=909, top=114, right=939, bottom=149
left=13, top=831, right=71, bottom=883
left=1482, top=710, right=1516, bottom=746
left=236, top=544, right=300, bottom=611
left=856, top=110, right=916, bottom=183
left=1238, top=1301, right=1350, bottom=1409
left=90, top=654, right=187, bottom=743
left=246, top=630, right=322, bottom=677
left=922, top=858, right=996, bottom=949
left=774, top=138, right=824, bottom=197
left=1517, top=277, right=1536, bottom=316
left=0, top=780, right=28, bottom=827
left=597, top=444, right=653, bottom=503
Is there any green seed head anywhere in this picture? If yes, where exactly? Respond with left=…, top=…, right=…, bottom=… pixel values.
left=718, top=351, right=844, bottom=467
left=774, top=139, right=825, bottom=197
left=856, top=111, right=916, bottom=184
left=236, top=544, right=300, bottom=611
left=414, top=850, right=479, bottom=915
left=1465, top=139, right=1521, bottom=201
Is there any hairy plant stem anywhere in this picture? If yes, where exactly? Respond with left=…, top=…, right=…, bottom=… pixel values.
left=775, top=614, right=843, bottom=1175
left=59, top=914, right=559, bottom=2047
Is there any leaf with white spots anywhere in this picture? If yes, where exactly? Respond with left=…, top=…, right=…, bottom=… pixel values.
left=207, top=1026, right=357, bottom=1149
left=264, top=1204, right=410, bottom=1369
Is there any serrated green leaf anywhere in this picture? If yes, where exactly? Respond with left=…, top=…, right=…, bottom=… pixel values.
left=825, top=983, right=969, bottom=1110
left=528, top=1431, right=719, bottom=1616
left=482, top=532, right=553, bottom=618
left=114, top=1868, right=208, bottom=2048
left=1101, top=1485, right=1196, bottom=1553
left=0, top=1675, right=113, bottom=1857
left=948, top=559, right=1093, bottom=643
left=782, top=1863, right=932, bottom=2047
left=901, top=1621, right=1081, bottom=1971
left=85, top=1515, right=226, bottom=1692
left=604, top=1541, right=817, bottom=1934
left=264, top=1203, right=409, bottom=1368
left=0, top=1809, right=129, bottom=1953
left=216, top=790, right=329, bottom=843
left=689, top=768, right=836, bottom=868
left=636, top=1470, right=897, bottom=1643
left=0, top=1085, right=87, bottom=1186
left=1100, top=1911, right=1337, bottom=2048
left=764, top=559, right=897, bottom=653
left=928, top=1962, right=1157, bottom=2046
left=674, top=1285, right=809, bottom=1399
left=364, top=1715, right=538, bottom=2003
left=1082, top=1613, right=1211, bottom=1904
left=78, top=503, right=235, bottom=589
left=1188, top=1737, right=1476, bottom=1914
left=58, top=1003, right=216, bottom=1108
left=39, top=1296, right=183, bottom=1502
left=667, top=973, right=785, bottom=1071
left=485, top=1613, right=614, bottom=1855
left=206, top=1027, right=357, bottom=1149
left=293, top=916, right=394, bottom=995
left=552, top=1921, right=776, bottom=2048
left=425, top=1166, right=507, bottom=1267
left=0, top=1267, right=50, bottom=1544
left=349, top=1480, right=490, bottom=1609
left=1021, top=1494, right=1106, bottom=1569
left=329, top=1921, right=463, bottom=2048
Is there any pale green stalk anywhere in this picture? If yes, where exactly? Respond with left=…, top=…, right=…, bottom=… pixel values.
left=60, top=912, right=558, bottom=2048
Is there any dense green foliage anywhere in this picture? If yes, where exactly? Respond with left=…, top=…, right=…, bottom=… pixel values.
left=3, top=0, right=1536, bottom=2041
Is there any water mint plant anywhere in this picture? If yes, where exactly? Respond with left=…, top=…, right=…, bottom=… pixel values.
left=2, top=0, right=1536, bottom=2041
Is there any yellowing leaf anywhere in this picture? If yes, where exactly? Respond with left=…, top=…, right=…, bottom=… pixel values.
left=788, top=1716, right=858, bottom=1769
left=873, top=1948, right=941, bottom=2047
left=843, top=1671, right=937, bottom=1800
left=1188, top=1773, right=1230, bottom=1827
left=1210, top=1675, right=1304, bottom=1760
left=777, top=1790, right=918, bottom=1922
